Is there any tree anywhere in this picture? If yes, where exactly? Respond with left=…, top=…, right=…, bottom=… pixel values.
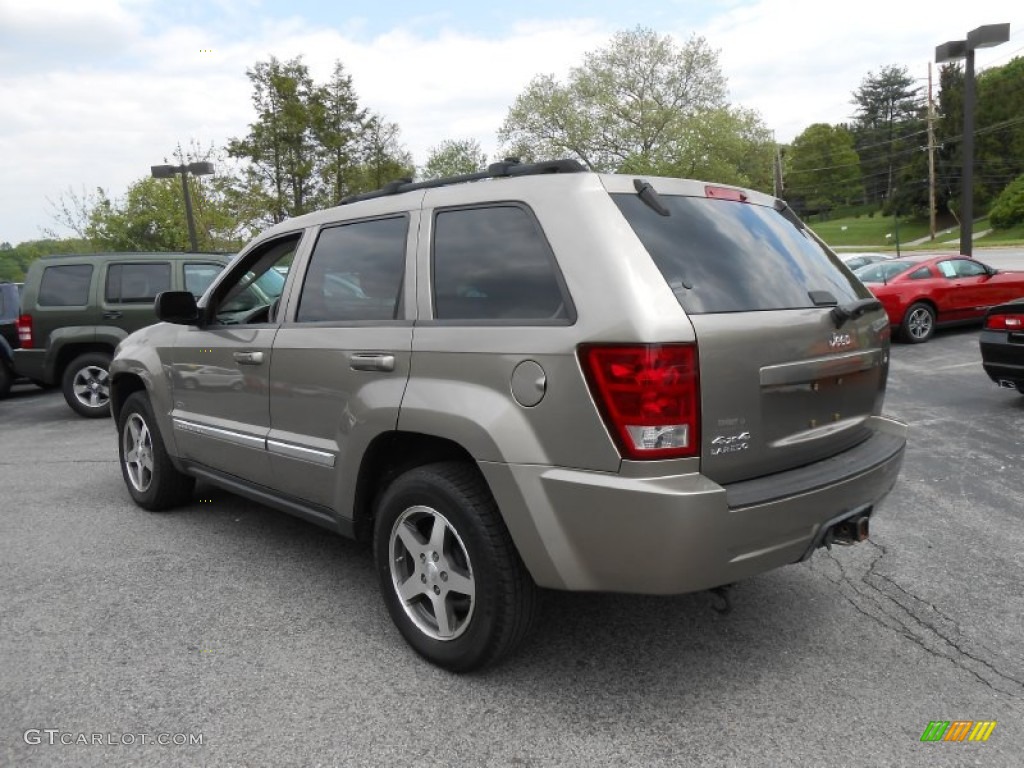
left=86, top=144, right=246, bottom=252
left=850, top=65, right=925, bottom=209
left=988, top=173, right=1024, bottom=230
left=498, top=26, right=771, bottom=186
left=421, top=139, right=487, bottom=180
left=346, top=114, right=414, bottom=194
left=313, top=62, right=368, bottom=205
left=227, top=56, right=321, bottom=224
left=784, top=124, right=862, bottom=215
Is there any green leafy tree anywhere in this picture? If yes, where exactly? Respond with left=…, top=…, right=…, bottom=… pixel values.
left=498, top=26, right=770, bottom=185
left=421, top=139, right=487, bottom=180
left=850, top=65, right=924, bottom=209
left=988, top=173, right=1024, bottom=229
left=227, top=56, right=321, bottom=224
left=785, top=124, right=862, bottom=215
left=0, top=238, right=95, bottom=281
left=86, top=144, right=246, bottom=252
left=346, top=114, right=414, bottom=194
left=313, top=62, right=368, bottom=205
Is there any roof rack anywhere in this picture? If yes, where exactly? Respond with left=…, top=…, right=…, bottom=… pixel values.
left=339, top=158, right=587, bottom=205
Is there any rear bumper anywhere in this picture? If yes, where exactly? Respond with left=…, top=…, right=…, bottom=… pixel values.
left=481, top=416, right=906, bottom=594
left=11, top=349, right=48, bottom=383
left=980, top=331, right=1024, bottom=386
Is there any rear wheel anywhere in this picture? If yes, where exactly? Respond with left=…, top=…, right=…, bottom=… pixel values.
left=62, top=352, right=113, bottom=417
left=373, top=462, right=537, bottom=672
left=901, top=302, right=935, bottom=343
left=117, top=391, right=195, bottom=510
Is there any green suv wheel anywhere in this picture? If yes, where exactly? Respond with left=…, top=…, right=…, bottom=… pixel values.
left=62, top=352, right=113, bottom=417
left=117, top=392, right=195, bottom=510
left=373, top=462, right=537, bottom=672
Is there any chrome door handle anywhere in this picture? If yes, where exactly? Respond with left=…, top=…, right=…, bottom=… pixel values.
left=233, top=351, right=264, bottom=365
left=103, top=310, right=123, bottom=319
left=349, top=353, right=395, bottom=372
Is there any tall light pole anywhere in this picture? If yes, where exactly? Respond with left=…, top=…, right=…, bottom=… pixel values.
left=935, top=23, right=1009, bottom=258
left=150, top=161, right=215, bottom=252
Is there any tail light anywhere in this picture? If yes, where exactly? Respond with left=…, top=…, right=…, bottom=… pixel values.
left=985, top=313, right=1024, bottom=331
left=579, top=344, right=700, bottom=460
left=17, top=313, right=34, bottom=349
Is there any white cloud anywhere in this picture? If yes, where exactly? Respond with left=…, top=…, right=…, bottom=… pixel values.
left=2, top=0, right=1023, bottom=245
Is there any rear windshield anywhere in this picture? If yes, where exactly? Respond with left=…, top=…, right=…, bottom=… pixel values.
left=612, top=194, right=865, bottom=314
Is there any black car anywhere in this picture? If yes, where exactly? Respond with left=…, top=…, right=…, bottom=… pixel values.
left=980, top=298, right=1024, bottom=395
left=0, top=281, right=23, bottom=398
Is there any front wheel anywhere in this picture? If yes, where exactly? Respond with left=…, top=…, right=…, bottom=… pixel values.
left=373, top=462, right=537, bottom=672
left=62, top=352, right=113, bottom=417
left=901, top=302, right=935, bottom=343
left=117, top=391, right=195, bottom=510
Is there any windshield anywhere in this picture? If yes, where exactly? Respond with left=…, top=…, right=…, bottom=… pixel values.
left=612, top=193, right=867, bottom=313
left=853, top=260, right=914, bottom=284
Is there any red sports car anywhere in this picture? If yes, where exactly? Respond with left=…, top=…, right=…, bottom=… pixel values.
left=852, top=254, right=1024, bottom=343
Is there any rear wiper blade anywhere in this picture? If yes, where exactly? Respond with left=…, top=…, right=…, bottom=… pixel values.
left=831, top=297, right=882, bottom=327
left=634, top=179, right=670, bottom=216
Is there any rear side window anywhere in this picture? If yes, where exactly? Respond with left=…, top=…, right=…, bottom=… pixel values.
left=296, top=217, right=408, bottom=323
left=38, top=264, right=93, bottom=306
left=184, top=263, right=225, bottom=298
left=432, top=205, right=571, bottom=321
left=612, top=194, right=864, bottom=314
left=105, top=263, right=171, bottom=304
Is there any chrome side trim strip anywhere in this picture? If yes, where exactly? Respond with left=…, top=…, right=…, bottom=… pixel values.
left=172, top=418, right=266, bottom=451
left=266, top=439, right=336, bottom=467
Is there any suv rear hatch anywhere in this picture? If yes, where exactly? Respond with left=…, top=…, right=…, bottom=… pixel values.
left=609, top=180, right=889, bottom=485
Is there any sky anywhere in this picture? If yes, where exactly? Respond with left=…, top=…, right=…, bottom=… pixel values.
left=2, top=0, right=1023, bottom=246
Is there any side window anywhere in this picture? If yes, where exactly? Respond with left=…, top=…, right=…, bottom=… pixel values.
left=937, top=261, right=957, bottom=279
left=432, top=205, right=570, bottom=321
left=184, top=263, right=225, bottom=298
left=212, top=235, right=300, bottom=325
left=953, top=259, right=988, bottom=277
left=38, top=265, right=93, bottom=306
left=909, top=267, right=932, bottom=280
left=296, top=217, right=408, bottom=323
left=105, top=263, right=171, bottom=304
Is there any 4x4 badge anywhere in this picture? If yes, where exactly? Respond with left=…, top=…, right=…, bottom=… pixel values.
left=829, top=331, right=853, bottom=349
left=711, top=431, right=751, bottom=455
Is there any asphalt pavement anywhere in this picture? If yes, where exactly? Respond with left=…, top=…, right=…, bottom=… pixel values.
left=1, top=310, right=1023, bottom=767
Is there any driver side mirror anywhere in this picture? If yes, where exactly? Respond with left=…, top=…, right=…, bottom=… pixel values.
left=155, top=291, right=200, bottom=325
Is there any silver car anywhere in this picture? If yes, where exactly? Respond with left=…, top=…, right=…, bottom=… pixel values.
left=110, top=159, right=906, bottom=671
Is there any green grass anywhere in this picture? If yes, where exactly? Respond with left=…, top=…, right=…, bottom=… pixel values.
left=809, top=212, right=1024, bottom=250
left=810, top=214, right=935, bottom=248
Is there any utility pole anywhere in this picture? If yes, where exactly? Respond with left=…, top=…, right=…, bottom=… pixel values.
left=927, top=62, right=937, bottom=241
left=773, top=145, right=785, bottom=198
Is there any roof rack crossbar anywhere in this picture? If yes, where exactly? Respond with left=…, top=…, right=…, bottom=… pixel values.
left=338, top=158, right=586, bottom=205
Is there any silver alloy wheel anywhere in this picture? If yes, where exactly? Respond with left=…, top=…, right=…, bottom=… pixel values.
left=389, top=505, right=476, bottom=641
left=907, top=306, right=933, bottom=340
left=122, top=413, right=154, bottom=492
left=72, top=365, right=110, bottom=408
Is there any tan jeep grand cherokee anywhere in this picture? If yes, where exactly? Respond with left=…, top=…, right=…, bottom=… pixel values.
left=109, top=159, right=907, bottom=671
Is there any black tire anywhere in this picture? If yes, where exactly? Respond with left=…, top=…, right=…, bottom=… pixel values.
left=373, top=462, right=537, bottom=672
left=117, top=391, right=195, bottom=510
left=0, top=359, right=12, bottom=399
left=62, top=351, right=113, bottom=417
left=901, top=302, right=935, bottom=343
left=1017, top=384, right=1024, bottom=396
